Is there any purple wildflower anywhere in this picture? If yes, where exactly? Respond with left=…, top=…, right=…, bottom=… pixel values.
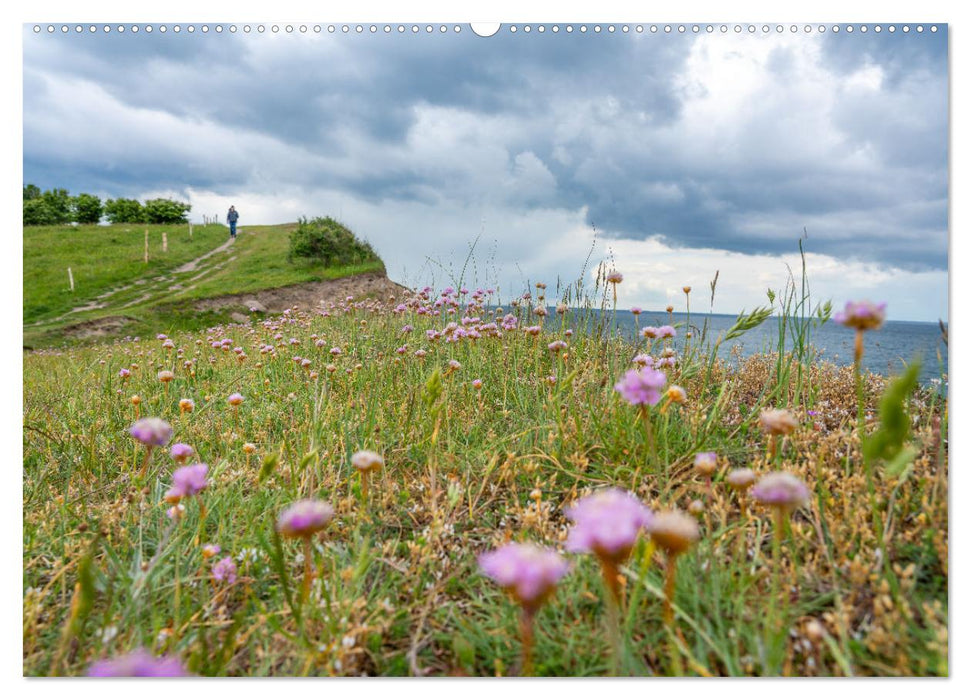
left=129, top=417, right=173, bottom=447
left=614, top=367, right=667, bottom=406
left=87, top=649, right=190, bottom=677
left=478, top=543, right=569, bottom=612
left=212, top=556, right=238, bottom=585
left=833, top=300, right=886, bottom=332
left=565, top=488, right=654, bottom=561
left=277, top=499, right=334, bottom=539
left=164, top=463, right=208, bottom=503
left=169, top=443, right=194, bottom=463
left=751, top=472, right=810, bottom=511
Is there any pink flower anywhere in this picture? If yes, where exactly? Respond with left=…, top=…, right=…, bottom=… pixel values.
left=833, top=300, right=886, bottom=332
left=657, top=325, right=676, bottom=339
left=277, top=499, right=334, bottom=539
left=726, top=468, right=757, bottom=491
left=565, top=488, right=654, bottom=561
left=129, top=418, right=173, bottom=447
left=632, top=354, right=654, bottom=368
left=606, top=271, right=623, bottom=284
left=614, top=367, right=667, bottom=406
left=212, top=556, right=238, bottom=584
left=169, top=443, right=194, bottom=463
left=164, top=463, right=208, bottom=503
left=87, top=649, right=190, bottom=677
left=478, top=543, right=569, bottom=612
left=752, top=472, right=810, bottom=510
left=227, top=393, right=244, bottom=406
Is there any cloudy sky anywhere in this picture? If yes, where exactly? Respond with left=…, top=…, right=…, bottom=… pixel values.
left=22, top=24, right=948, bottom=321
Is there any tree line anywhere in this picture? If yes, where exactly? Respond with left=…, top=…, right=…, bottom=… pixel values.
left=23, top=185, right=192, bottom=226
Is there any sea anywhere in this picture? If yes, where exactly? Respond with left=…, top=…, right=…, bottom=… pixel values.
left=568, top=309, right=948, bottom=386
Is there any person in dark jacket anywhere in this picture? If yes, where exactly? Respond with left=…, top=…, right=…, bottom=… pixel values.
left=227, top=206, right=239, bottom=238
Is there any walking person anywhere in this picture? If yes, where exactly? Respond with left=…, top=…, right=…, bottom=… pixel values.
left=227, top=205, right=239, bottom=239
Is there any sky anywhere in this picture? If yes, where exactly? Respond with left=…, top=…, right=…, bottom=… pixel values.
left=21, top=23, right=949, bottom=321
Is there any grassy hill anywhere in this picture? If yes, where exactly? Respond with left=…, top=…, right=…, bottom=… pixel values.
left=23, top=223, right=386, bottom=347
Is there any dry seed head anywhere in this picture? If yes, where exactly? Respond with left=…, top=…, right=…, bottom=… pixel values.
left=649, top=510, right=700, bottom=555
left=351, top=450, right=384, bottom=473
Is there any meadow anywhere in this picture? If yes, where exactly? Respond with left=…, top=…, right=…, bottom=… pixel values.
left=23, top=223, right=385, bottom=348
left=22, top=266, right=948, bottom=677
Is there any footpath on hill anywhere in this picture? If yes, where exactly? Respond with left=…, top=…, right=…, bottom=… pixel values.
left=25, top=226, right=405, bottom=346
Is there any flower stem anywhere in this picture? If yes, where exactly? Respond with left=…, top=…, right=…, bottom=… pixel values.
left=765, top=507, right=787, bottom=674
left=519, top=608, right=535, bottom=677
left=601, top=558, right=624, bottom=675
left=138, top=445, right=154, bottom=479
left=301, top=537, right=313, bottom=604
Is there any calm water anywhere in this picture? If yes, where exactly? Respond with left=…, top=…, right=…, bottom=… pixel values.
left=571, top=309, right=948, bottom=385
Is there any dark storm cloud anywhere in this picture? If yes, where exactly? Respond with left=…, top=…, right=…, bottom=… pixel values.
left=819, top=26, right=947, bottom=88
left=23, top=26, right=948, bottom=271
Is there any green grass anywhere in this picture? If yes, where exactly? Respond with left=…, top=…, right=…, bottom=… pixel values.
left=24, top=223, right=227, bottom=325
left=23, top=223, right=385, bottom=348
left=22, top=263, right=948, bottom=677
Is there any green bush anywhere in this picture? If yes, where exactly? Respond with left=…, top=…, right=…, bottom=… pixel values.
left=41, top=188, right=73, bottom=224
left=144, top=198, right=191, bottom=224
left=23, top=198, right=58, bottom=226
left=104, top=198, right=145, bottom=224
left=288, top=216, right=379, bottom=267
left=23, top=184, right=41, bottom=201
left=72, top=193, right=103, bottom=224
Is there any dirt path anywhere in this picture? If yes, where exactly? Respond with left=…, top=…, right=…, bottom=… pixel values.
left=28, top=234, right=238, bottom=328
left=174, top=235, right=236, bottom=273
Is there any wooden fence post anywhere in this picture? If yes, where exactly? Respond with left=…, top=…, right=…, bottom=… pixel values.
left=68, top=267, right=74, bottom=292
left=162, top=232, right=168, bottom=253
left=144, top=229, right=149, bottom=263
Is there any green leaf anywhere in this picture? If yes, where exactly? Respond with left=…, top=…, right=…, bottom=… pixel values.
left=452, top=632, right=476, bottom=671
left=74, top=535, right=100, bottom=624
left=884, top=445, right=918, bottom=480
left=863, top=360, right=921, bottom=474
left=259, top=450, right=281, bottom=482
left=423, top=368, right=443, bottom=408
left=297, top=449, right=318, bottom=473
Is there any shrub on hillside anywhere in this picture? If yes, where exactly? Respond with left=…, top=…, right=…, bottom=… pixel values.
left=72, top=193, right=104, bottom=224
left=23, top=187, right=73, bottom=225
left=23, top=198, right=59, bottom=226
left=288, top=217, right=379, bottom=267
left=144, top=198, right=191, bottom=224
left=104, top=198, right=145, bottom=224
left=43, top=189, right=73, bottom=224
